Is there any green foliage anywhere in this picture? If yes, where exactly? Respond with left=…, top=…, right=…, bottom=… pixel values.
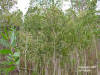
left=0, top=0, right=99, bottom=74
left=0, top=49, right=12, bottom=55
left=18, top=0, right=99, bottom=74
left=0, top=27, right=20, bottom=73
left=0, top=0, right=16, bottom=11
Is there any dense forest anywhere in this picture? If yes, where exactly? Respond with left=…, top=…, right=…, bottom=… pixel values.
left=0, top=0, right=100, bottom=75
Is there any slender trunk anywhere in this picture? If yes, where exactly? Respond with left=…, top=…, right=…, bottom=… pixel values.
left=93, top=35, right=99, bottom=75
left=53, top=41, right=56, bottom=75
left=18, top=65, right=21, bottom=75
left=53, top=29, right=56, bottom=75
left=76, top=48, right=79, bottom=75
left=36, top=35, right=40, bottom=75
left=58, top=58, right=61, bottom=75
left=45, top=63, right=48, bottom=75
left=25, top=36, right=28, bottom=75
left=84, top=50, right=87, bottom=75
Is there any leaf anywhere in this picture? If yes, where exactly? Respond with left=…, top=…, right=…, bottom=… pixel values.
left=13, top=52, right=20, bottom=65
left=10, top=30, right=16, bottom=47
left=0, top=66, right=16, bottom=72
left=0, top=61, right=14, bottom=65
left=1, top=32, right=8, bottom=40
left=0, top=49, right=12, bottom=55
left=0, top=39, right=9, bottom=47
left=11, top=31, right=14, bottom=45
left=15, top=58, right=20, bottom=65
left=13, top=52, right=20, bottom=57
left=0, top=64, right=16, bottom=72
left=6, top=66, right=16, bottom=72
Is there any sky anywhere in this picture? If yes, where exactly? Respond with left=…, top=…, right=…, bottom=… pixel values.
left=16, top=0, right=71, bottom=15
left=17, top=0, right=30, bottom=15
left=11, top=0, right=100, bottom=15
left=96, top=0, right=100, bottom=10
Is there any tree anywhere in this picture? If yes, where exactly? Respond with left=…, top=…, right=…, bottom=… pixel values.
left=20, top=0, right=100, bottom=74
left=0, top=0, right=17, bottom=27
left=70, top=0, right=97, bottom=11
left=0, top=0, right=22, bottom=74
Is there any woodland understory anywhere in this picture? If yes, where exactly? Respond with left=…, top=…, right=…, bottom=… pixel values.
left=0, top=0, right=100, bottom=75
